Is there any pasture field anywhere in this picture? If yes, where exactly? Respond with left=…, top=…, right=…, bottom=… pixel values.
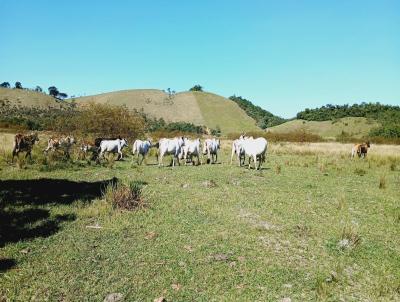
left=0, top=137, right=400, bottom=301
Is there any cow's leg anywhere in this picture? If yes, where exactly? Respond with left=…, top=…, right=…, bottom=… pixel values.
left=158, top=152, right=164, bottom=166
left=257, top=156, right=262, bottom=170
left=12, top=149, right=18, bottom=162
left=254, top=155, right=259, bottom=170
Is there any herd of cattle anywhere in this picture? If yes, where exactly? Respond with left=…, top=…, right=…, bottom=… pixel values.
left=10, top=132, right=371, bottom=169
left=11, top=133, right=270, bottom=170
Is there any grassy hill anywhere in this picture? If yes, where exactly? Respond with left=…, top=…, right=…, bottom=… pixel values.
left=0, top=87, right=67, bottom=109
left=75, top=89, right=260, bottom=134
left=268, top=117, right=380, bottom=139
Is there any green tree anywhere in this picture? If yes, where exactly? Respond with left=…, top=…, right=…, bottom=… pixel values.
left=189, top=85, right=203, bottom=92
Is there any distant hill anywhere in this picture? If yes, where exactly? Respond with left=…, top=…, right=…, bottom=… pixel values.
left=0, top=87, right=67, bottom=109
left=268, top=117, right=380, bottom=140
left=75, top=89, right=260, bottom=134
left=296, top=103, right=400, bottom=139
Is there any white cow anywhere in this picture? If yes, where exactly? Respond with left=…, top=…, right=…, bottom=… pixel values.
left=182, top=138, right=202, bottom=165
left=158, top=137, right=185, bottom=167
left=132, top=139, right=152, bottom=165
left=99, top=138, right=128, bottom=161
left=230, top=139, right=245, bottom=166
left=238, top=137, right=268, bottom=170
left=203, top=138, right=220, bottom=164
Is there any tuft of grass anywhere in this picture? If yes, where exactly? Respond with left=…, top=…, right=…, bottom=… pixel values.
left=354, top=168, right=366, bottom=176
left=275, top=164, right=281, bottom=174
left=338, top=225, right=361, bottom=250
left=390, top=162, right=396, bottom=171
left=103, top=180, right=147, bottom=210
left=379, top=175, right=387, bottom=189
left=337, top=195, right=347, bottom=211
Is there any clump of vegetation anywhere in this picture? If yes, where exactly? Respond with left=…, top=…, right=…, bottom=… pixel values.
left=338, top=225, right=361, bottom=250
left=60, top=102, right=145, bottom=138
left=189, top=84, right=203, bottom=92
left=275, top=164, right=281, bottom=174
left=337, top=195, right=347, bottom=211
left=103, top=180, right=147, bottom=210
left=379, top=175, right=387, bottom=189
left=229, top=95, right=286, bottom=128
left=354, top=168, right=367, bottom=176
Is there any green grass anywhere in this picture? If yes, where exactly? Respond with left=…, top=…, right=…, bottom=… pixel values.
left=268, top=117, right=380, bottom=139
left=194, top=92, right=259, bottom=134
left=1, top=143, right=399, bottom=301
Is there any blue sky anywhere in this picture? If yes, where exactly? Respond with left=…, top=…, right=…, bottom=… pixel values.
left=1, top=0, right=399, bottom=118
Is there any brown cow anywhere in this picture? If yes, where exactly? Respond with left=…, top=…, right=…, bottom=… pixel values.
left=351, top=141, right=370, bottom=158
left=12, top=132, right=39, bottom=161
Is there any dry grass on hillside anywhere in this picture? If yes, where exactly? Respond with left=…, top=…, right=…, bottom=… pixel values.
left=0, top=87, right=65, bottom=109
left=76, top=89, right=205, bottom=125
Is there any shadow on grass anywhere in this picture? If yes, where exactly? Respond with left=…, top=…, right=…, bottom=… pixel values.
left=0, top=177, right=118, bottom=271
left=0, top=177, right=117, bottom=206
left=0, top=258, right=16, bottom=273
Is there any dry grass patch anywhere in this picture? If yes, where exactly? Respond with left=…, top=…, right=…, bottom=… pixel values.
left=103, top=180, right=148, bottom=210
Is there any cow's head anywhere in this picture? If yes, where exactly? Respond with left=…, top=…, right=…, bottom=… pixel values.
left=121, top=139, right=128, bottom=148
left=69, top=136, right=76, bottom=144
